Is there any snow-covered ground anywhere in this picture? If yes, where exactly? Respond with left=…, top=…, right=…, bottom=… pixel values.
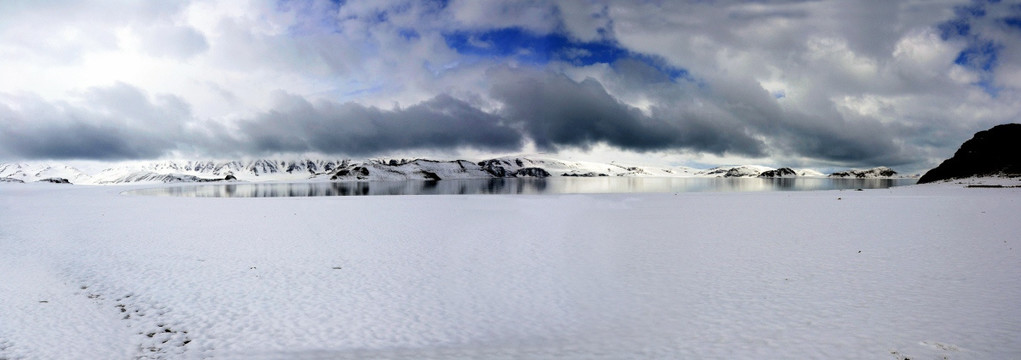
left=1, top=182, right=1018, bottom=359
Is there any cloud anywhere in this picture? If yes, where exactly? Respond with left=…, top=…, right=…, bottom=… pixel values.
left=0, top=84, right=526, bottom=160
left=0, top=87, right=182, bottom=160
left=1, top=0, right=1020, bottom=174
left=490, top=68, right=767, bottom=156
left=137, top=25, right=209, bottom=59
left=228, top=91, right=523, bottom=156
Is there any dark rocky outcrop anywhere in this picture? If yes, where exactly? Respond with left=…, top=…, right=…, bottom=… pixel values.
left=723, top=167, right=761, bottom=177
left=1, top=177, right=25, bottom=183
left=562, top=172, right=608, bottom=177
left=478, top=159, right=513, bottom=177
left=512, top=167, right=551, bottom=178
left=758, top=167, right=797, bottom=178
left=829, top=167, right=897, bottom=178
left=419, top=170, right=441, bottom=181
left=330, top=166, right=370, bottom=180
left=36, top=177, right=71, bottom=184
left=918, top=123, right=1021, bottom=184
left=475, top=160, right=550, bottom=178
left=195, top=174, right=237, bottom=182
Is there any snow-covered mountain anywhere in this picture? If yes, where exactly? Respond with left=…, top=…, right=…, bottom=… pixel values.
left=0, top=157, right=906, bottom=185
left=696, top=165, right=827, bottom=178
left=88, top=159, right=349, bottom=184
left=320, top=156, right=703, bottom=182
left=698, top=165, right=775, bottom=177
left=828, top=167, right=899, bottom=179
left=0, top=163, right=93, bottom=184
left=758, top=167, right=799, bottom=178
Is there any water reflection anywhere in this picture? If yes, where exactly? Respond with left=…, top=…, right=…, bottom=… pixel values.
left=125, top=177, right=916, bottom=197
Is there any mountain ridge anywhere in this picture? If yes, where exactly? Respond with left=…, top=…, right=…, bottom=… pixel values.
left=0, top=158, right=909, bottom=185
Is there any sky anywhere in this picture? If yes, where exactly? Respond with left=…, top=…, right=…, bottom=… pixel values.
left=1, top=0, right=1019, bottom=173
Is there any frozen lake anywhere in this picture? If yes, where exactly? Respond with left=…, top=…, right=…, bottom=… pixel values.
left=125, top=177, right=917, bottom=197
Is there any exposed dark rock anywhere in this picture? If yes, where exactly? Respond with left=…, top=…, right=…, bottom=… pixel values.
left=36, top=177, right=71, bottom=184
left=699, top=166, right=763, bottom=177
left=478, top=159, right=511, bottom=177
left=475, top=160, right=551, bottom=178
left=419, top=170, right=441, bottom=181
left=512, top=167, right=550, bottom=178
left=562, top=172, right=608, bottom=177
left=1, top=177, right=24, bottom=183
left=724, top=167, right=759, bottom=177
left=224, top=174, right=237, bottom=181
left=758, top=167, right=798, bottom=178
left=829, top=167, right=897, bottom=178
left=330, top=165, right=370, bottom=180
left=919, top=123, right=1021, bottom=183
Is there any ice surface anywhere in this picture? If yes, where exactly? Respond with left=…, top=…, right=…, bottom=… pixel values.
left=1, top=182, right=1019, bottom=359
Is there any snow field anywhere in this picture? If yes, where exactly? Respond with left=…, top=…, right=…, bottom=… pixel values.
left=0, top=183, right=1019, bottom=359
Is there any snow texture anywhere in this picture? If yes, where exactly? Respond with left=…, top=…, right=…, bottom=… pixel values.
left=1, top=181, right=1019, bottom=359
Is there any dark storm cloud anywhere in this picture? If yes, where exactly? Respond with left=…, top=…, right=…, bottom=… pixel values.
left=490, top=69, right=768, bottom=156
left=0, top=84, right=524, bottom=160
left=0, top=87, right=185, bottom=160
left=775, top=114, right=906, bottom=165
left=0, top=73, right=908, bottom=165
left=0, top=119, right=165, bottom=160
left=693, top=75, right=911, bottom=167
left=498, top=60, right=913, bottom=167
left=227, top=92, right=523, bottom=156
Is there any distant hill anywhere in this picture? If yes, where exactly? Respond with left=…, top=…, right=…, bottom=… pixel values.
left=918, top=123, right=1021, bottom=184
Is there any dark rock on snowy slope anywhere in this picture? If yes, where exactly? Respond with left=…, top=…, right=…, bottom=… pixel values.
left=331, top=166, right=371, bottom=180
left=476, top=159, right=550, bottom=178
left=829, top=167, right=898, bottom=178
left=562, top=172, right=608, bottom=177
left=697, top=166, right=771, bottom=177
left=918, top=123, right=1021, bottom=184
left=512, top=168, right=551, bottom=178
left=478, top=159, right=513, bottom=177
left=36, top=177, right=71, bottom=184
left=419, top=170, right=441, bottom=181
left=1, top=177, right=25, bottom=183
left=758, top=168, right=798, bottom=178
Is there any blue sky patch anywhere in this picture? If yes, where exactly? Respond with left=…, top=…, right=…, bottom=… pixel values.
left=954, top=40, right=1000, bottom=72
left=1003, top=16, right=1021, bottom=30
left=938, top=19, right=970, bottom=40
left=398, top=28, right=420, bottom=41
left=937, top=0, right=1014, bottom=96
left=443, top=27, right=688, bottom=81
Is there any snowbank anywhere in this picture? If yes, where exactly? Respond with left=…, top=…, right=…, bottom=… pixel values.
left=1, top=183, right=1018, bottom=359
